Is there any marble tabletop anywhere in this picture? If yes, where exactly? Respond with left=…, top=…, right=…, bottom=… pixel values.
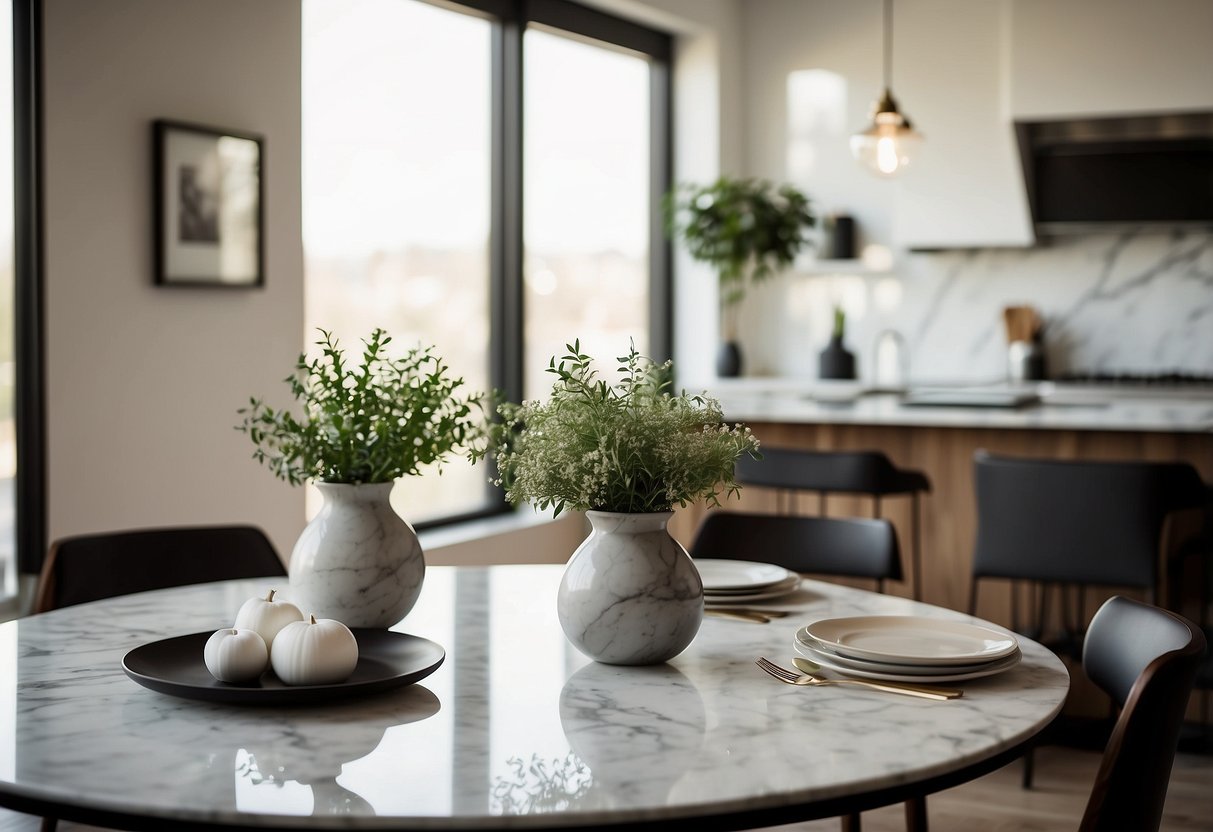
left=0, top=565, right=1069, bottom=830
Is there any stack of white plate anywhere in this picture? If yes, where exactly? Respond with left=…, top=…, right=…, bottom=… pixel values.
left=695, top=559, right=801, bottom=604
left=794, top=615, right=1021, bottom=683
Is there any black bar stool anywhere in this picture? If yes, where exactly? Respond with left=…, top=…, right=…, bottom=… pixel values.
left=969, top=450, right=1209, bottom=786
left=734, top=448, right=930, bottom=598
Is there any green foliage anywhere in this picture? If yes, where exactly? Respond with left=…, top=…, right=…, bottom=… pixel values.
left=479, top=341, right=761, bottom=515
left=833, top=306, right=847, bottom=339
left=238, top=329, right=484, bottom=485
left=663, top=177, right=815, bottom=307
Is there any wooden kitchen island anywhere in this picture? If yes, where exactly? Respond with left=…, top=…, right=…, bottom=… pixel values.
left=669, top=386, right=1213, bottom=669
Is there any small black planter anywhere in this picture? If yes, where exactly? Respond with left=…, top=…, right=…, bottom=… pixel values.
left=716, top=341, right=743, bottom=377
left=818, top=336, right=856, bottom=380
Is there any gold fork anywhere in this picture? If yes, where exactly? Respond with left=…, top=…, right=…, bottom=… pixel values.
left=755, top=657, right=963, bottom=701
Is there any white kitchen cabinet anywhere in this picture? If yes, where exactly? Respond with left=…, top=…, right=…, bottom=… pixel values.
left=891, top=0, right=1033, bottom=249
left=1009, top=0, right=1213, bottom=119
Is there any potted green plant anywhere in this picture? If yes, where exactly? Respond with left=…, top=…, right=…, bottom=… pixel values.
left=238, top=328, right=484, bottom=627
left=481, top=341, right=761, bottom=665
left=663, top=177, right=815, bottom=377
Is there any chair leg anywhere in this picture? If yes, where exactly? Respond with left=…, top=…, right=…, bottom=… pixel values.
left=1022, top=747, right=1035, bottom=789
left=905, top=796, right=929, bottom=832
left=841, top=812, right=862, bottom=832
left=911, top=492, right=923, bottom=601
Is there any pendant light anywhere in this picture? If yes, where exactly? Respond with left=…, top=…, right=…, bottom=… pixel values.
left=850, top=0, right=922, bottom=177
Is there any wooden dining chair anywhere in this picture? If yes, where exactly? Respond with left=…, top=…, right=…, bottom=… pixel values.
left=689, top=510, right=903, bottom=592
left=734, top=448, right=929, bottom=599
left=34, top=524, right=286, bottom=613
left=1079, top=595, right=1205, bottom=831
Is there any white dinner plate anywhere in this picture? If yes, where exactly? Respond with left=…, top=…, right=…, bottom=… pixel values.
left=694, top=559, right=792, bottom=591
left=793, top=636, right=1021, bottom=676
left=792, top=638, right=1022, bottom=683
left=802, top=616, right=1019, bottom=666
left=704, top=573, right=801, bottom=596
left=704, top=575, right=801, bottom=604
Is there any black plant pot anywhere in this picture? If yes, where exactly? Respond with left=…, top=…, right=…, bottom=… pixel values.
left=716, top=341, right=742, bottom=377
left=818, top=336, right=856, bottom=380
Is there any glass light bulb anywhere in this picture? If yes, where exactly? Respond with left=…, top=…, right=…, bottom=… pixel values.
left=876, top=135, right=900, bottom=174
left=850, top=105, right=923, bottom=178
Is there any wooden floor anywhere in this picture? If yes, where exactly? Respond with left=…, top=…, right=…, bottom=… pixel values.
left=2, top=746, right=1210, bottom=832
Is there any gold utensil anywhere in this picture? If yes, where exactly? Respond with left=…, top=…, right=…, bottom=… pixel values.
left=705, top=607, right=792, bottom=618
left=755, top=657, right=963, bottom=700
left=706, top=609, right=771, bottom=624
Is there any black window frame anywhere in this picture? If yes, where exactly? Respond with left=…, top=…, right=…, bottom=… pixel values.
left=13, top=0, right=45, bottom=578
left=411, top=0, right=674, bottom=530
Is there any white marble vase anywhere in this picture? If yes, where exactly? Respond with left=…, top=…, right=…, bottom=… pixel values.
left=557, top=511, right=703, bottom=665
left=289, top=481, right=423, bottom=628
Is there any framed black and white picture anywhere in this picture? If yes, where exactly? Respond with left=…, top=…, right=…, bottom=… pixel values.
left=154, top=120, right=264, bottom=287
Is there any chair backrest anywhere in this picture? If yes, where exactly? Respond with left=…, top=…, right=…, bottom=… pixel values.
left=734, top=447, right=929, bottom=496
left=973, top=451, right=1207, bottom=589
left=1079, top=596, right=1206, bottom=832
left=689, top=511, right=903, bottom=581
left=34, top=525, right=287, bottom=613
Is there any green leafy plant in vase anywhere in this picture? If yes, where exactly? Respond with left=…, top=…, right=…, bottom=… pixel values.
left=480, top=341, right=760, bottom=665
left=663, top=176, right=815, bottom=377
left=239, top=328, right=485, bottom=628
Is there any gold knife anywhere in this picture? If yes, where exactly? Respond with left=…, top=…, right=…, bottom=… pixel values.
left=705, top=609, right=771, bottom=624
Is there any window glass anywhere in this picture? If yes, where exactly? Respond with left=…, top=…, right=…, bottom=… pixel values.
left=303, top=0, right=493, bottom=523
left=522, top=28, right=651, bottom=400
left=0, top=8, right=15, bottom=597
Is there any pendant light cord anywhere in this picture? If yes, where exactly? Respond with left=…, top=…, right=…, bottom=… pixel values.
left=883, top=0, right=893, bottom=91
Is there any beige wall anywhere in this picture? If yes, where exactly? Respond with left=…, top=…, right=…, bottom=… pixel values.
left=43, top=0, right=305, bottom=555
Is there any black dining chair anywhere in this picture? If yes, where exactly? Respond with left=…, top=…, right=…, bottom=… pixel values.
left=734, top=448, right=929, bottom=599
left=689, top=510, right=902, bottom=590
left=1078, top=596, right=1205, bottom=831
left=690, top=511, right=915, bottom=832
left=34, top=524, right=286, bottom=614
left=29, top=524, right=286, bottom=832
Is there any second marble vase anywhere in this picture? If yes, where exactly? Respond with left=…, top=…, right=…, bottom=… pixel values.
left=557, top=511, right=704, bottom=665
left=289, top=481, right=424, bottom=628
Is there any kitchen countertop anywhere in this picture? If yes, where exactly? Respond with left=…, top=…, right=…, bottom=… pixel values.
left=708, top=380, right=1213, bottom=433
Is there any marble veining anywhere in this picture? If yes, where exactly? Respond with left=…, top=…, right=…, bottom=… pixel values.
left=289, top=481, right=425, bottom=628
left=736, top=229, right=1213, bottom=383
left=557, top=511, right=703, bottom=665
left=0, top=566, right=1068, bottom=829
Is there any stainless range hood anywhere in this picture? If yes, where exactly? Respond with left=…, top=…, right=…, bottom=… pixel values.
left=1014, top=111, right=1213, bottom=235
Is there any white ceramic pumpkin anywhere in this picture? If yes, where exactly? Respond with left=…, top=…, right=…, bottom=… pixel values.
left=204, top=628, right=269, bottom=683
left=270, top=615, right=359, bottom=686
left=233, top=589, right=304, bottom=654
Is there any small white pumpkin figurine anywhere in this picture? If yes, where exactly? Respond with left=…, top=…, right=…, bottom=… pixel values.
left=233, top=589, right=304, bottom=654
left=204, top=628, right=269, bottom=683
left=270, top=615, right=359, bottom=686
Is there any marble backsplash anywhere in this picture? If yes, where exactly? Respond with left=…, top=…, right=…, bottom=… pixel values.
left=735, top=229, right=1213, bottom=384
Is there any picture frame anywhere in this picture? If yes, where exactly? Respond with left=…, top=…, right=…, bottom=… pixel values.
left=153, top=119, right=265, bottom=287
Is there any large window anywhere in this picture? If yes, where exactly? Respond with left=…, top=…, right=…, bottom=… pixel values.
left=3, top=0, right=41, bottom=602
left=303, top=0, right=670, bottom=525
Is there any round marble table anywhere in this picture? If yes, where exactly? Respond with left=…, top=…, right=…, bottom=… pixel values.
left=0, top=564, right=1068, bottom=830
